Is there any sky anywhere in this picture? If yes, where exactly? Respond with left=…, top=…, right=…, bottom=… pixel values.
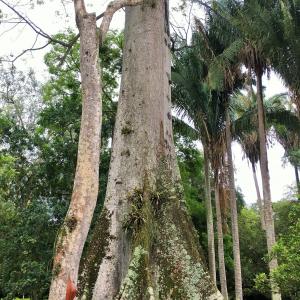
left=0, top=0, right=296, bottom=204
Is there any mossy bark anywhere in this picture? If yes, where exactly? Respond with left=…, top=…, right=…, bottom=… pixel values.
left=78, top=1, right=222, bottom=299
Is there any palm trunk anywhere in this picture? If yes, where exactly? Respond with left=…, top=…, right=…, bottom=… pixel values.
left=204, top=145, right=217, bottom=284
left=251, top=161, right=266, bottom=228
left=49, top=12, right=101, bottom=300
left=255, top=66, right=281, bottom=300
left=294, top=165, right=300, bottom=196
left=215, top=175, right=228, bottom=300
left=225, top=108, right=243, bottom=300
left=77, top=1, right=223, bottom=299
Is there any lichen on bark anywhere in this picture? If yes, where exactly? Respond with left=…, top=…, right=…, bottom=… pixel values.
left=116, top=245, right=149, bottom=300
left=113, top=163, right=222, bottom=299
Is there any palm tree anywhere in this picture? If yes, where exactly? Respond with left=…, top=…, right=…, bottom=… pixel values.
left=232, top=91, right=265, bottom=228
left=172, top=27, right=242, bottom=298
left=225, top=106, right=243, bottom=299
left=205, top=2, right=283, bottom=298
left=172, top=51, right=219, bottom=286
left=233, top=88, right=300, bottom=215
left=195, top=15, right=244, bottom=299
left=263, top=0, right=300, bottom=115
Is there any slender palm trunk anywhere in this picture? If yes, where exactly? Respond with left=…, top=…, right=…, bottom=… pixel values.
left=251, top=161, right=266, bottom=228
left=77, top=2, right=223, bottom=299
left=204, top=145, right=217, bottom=284
left=294, top=165, right=300, bottom=196
left=255, top=66, right=281, bottom=300
left=49, top=12, right=102, bottom=300
left=215, top=175, right=228, bottom=300
left=225, top=108, right=243, bottom=300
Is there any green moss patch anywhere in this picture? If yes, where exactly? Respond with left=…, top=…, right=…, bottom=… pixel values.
left=77, top=207, right=112, bottom=298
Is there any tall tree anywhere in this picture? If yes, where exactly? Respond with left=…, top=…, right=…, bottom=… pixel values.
left=206, top=1, right=282, bottom=298
left=194, top=16, right=244, bottom=298
left=214, top=171, right=229, bottom=300
left=232, top=90, right=265, bottom=229
left=48, top=0, right=142, bottom=298
left=172, top=47, right=229, bottom=298
left=172, top=47, right=217, bottom=285
left=225, top=107, right=243, bottom=299
left=77, top=1, right=222, bottom=299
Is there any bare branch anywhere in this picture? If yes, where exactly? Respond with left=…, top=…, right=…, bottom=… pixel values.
left=10, top=40, right=52, bottom=64
left=0, top=0, right=69, bottom=47
left=57, top=34, right=79, bottom=67
left=99, top=0, right=143, bottom=46
left=0, top=0, right=105, bottom=66
left=0, top=20, right=24, bottom=38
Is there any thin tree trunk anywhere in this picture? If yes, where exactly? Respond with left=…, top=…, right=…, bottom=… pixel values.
left=251, top=161, right=266, bottom=229
left=204, top=145, right=217, bottom=284
left=225, top=108, right=243, bottom=300
left=255, top=66, right=281, bottom=300
left=78, top=1, right=223, bottom=299
left=49, top=11, right=102, bottom=300
left=215, top=176, right=228, bottom=300
left=294, top=165, right=300, bottom=196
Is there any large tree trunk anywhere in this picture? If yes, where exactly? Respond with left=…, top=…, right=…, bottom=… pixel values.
left=78, top=1, right=223, bottom=299
left=225, top=109, right=243, bottom=300
left=49, top=12, right=101, bottom=300
left=255, top=66, right=281, bottom=300
left=204, top=146, right=217, bottom=285
left=251, top=161, right=265, bottom=229
left=214, top=176, right=228, bottom=300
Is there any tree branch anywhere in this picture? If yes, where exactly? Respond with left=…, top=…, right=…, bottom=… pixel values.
left=74, top=0, right=87, bottom=26
left=11, top=40, right=52, bottom=63
left=0, top=0, right=104, bottom=65
left=99, top=0, right=143, bottom=46
left=0, top=0, right=70, bottom=47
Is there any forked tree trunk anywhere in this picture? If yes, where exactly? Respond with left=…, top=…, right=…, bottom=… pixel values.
left=78, top=1, right=223, bottom=299
left=214, top=177, right=228, bottom=300
left=49, top=12, right=101, bottom=300
left=255, top=66, right=281, bottom=300
left=204, top=146, right=217, bottom=284
left=225, top=109, right=243, bottom=300
left=251, top=161, right=265, bottom=229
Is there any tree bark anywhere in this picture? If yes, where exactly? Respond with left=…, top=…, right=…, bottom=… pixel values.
left=255, top=66, right=281, bottom=300
left=251, top=161, right=266, bottom=229
left=204, top=146, right=217, bottom=285
left=78, top=1, right=223, bottom=299
left=49, top=11, right=102, bottom=300
left=214, top=176, right=228, bottom=300
left=225, top=108, right=243, bottom=300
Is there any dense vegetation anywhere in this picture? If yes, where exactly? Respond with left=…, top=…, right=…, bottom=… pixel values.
left=0, top=0, right=300, bottom=299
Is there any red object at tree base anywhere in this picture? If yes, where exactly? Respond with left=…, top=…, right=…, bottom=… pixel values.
left=66, top=278, right=77, bottom=300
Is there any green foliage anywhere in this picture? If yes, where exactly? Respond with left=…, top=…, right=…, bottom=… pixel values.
left=175, top=137, right=209, bottom=255
left=254, top=201, right=300, bottom=299
left=239, top=207, right=268, bottom=297
left=0, top=199, right=56, bottom=300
